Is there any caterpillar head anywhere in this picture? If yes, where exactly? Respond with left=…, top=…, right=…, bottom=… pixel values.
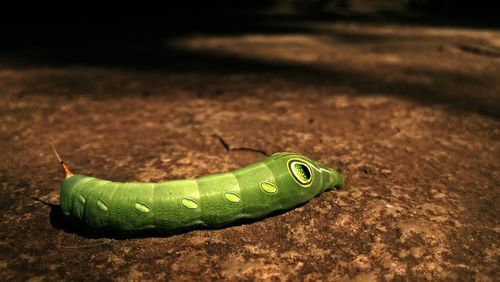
left=272, top=152, right=343, bottom=192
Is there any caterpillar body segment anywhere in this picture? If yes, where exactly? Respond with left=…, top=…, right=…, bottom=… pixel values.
left=59, top=152, right=343, bottom=233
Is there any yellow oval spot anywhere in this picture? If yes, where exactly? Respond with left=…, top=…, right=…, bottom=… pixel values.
left=224, top=192, right=240, bottom=203
left=181, top=198, right=198, bottom=209
left=134, top=202, right=151, bottom=213
left=78, top=194, right=86, bottom=204
left=260, top=182, right=278, bottom=194
left=96, top=199, right=108, bottom=211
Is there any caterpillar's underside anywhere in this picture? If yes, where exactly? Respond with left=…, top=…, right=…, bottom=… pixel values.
left=59, top=152, right=343, bottom=233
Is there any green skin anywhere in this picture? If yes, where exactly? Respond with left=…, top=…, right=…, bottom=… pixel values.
left=60, top=152, right=343, bottom=233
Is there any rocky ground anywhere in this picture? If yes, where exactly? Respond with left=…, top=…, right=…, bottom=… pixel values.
left=1, top=6, right=499, bottom=281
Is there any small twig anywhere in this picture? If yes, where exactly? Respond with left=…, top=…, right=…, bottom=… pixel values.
left=230, top=147, right=270, bottom=157
left=32, top=197, right=57, bottom=208
left=215, top=134, right=230, bottom=151
left=214, top=134, right=269, bottom=156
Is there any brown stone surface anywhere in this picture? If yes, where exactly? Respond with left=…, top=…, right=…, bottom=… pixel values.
left=1, top=13, right=500, bottom=281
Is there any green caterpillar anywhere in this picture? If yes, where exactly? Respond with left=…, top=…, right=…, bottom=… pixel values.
left=58, top=152, right=343, bottom=233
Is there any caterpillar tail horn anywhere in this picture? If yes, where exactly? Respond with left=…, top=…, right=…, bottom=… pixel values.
left=51, top=144, right=74, bottom=179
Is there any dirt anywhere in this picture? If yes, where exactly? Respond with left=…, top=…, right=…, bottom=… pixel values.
left=1, top=9, right=499, bottom=281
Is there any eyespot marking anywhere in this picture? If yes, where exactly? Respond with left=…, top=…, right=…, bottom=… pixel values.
left=260, top=182, right=278, bottom=194
left=134, top=202, right=151, bottom=213
left=96, top=199, right=109, bottom=211
left=224, top=192, right=241, bottom=203
left=78, top=194, right=86, bottom=204
left=181, top=198, right=198, bottom=209
left=288, top=159, right=313, bottom=187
